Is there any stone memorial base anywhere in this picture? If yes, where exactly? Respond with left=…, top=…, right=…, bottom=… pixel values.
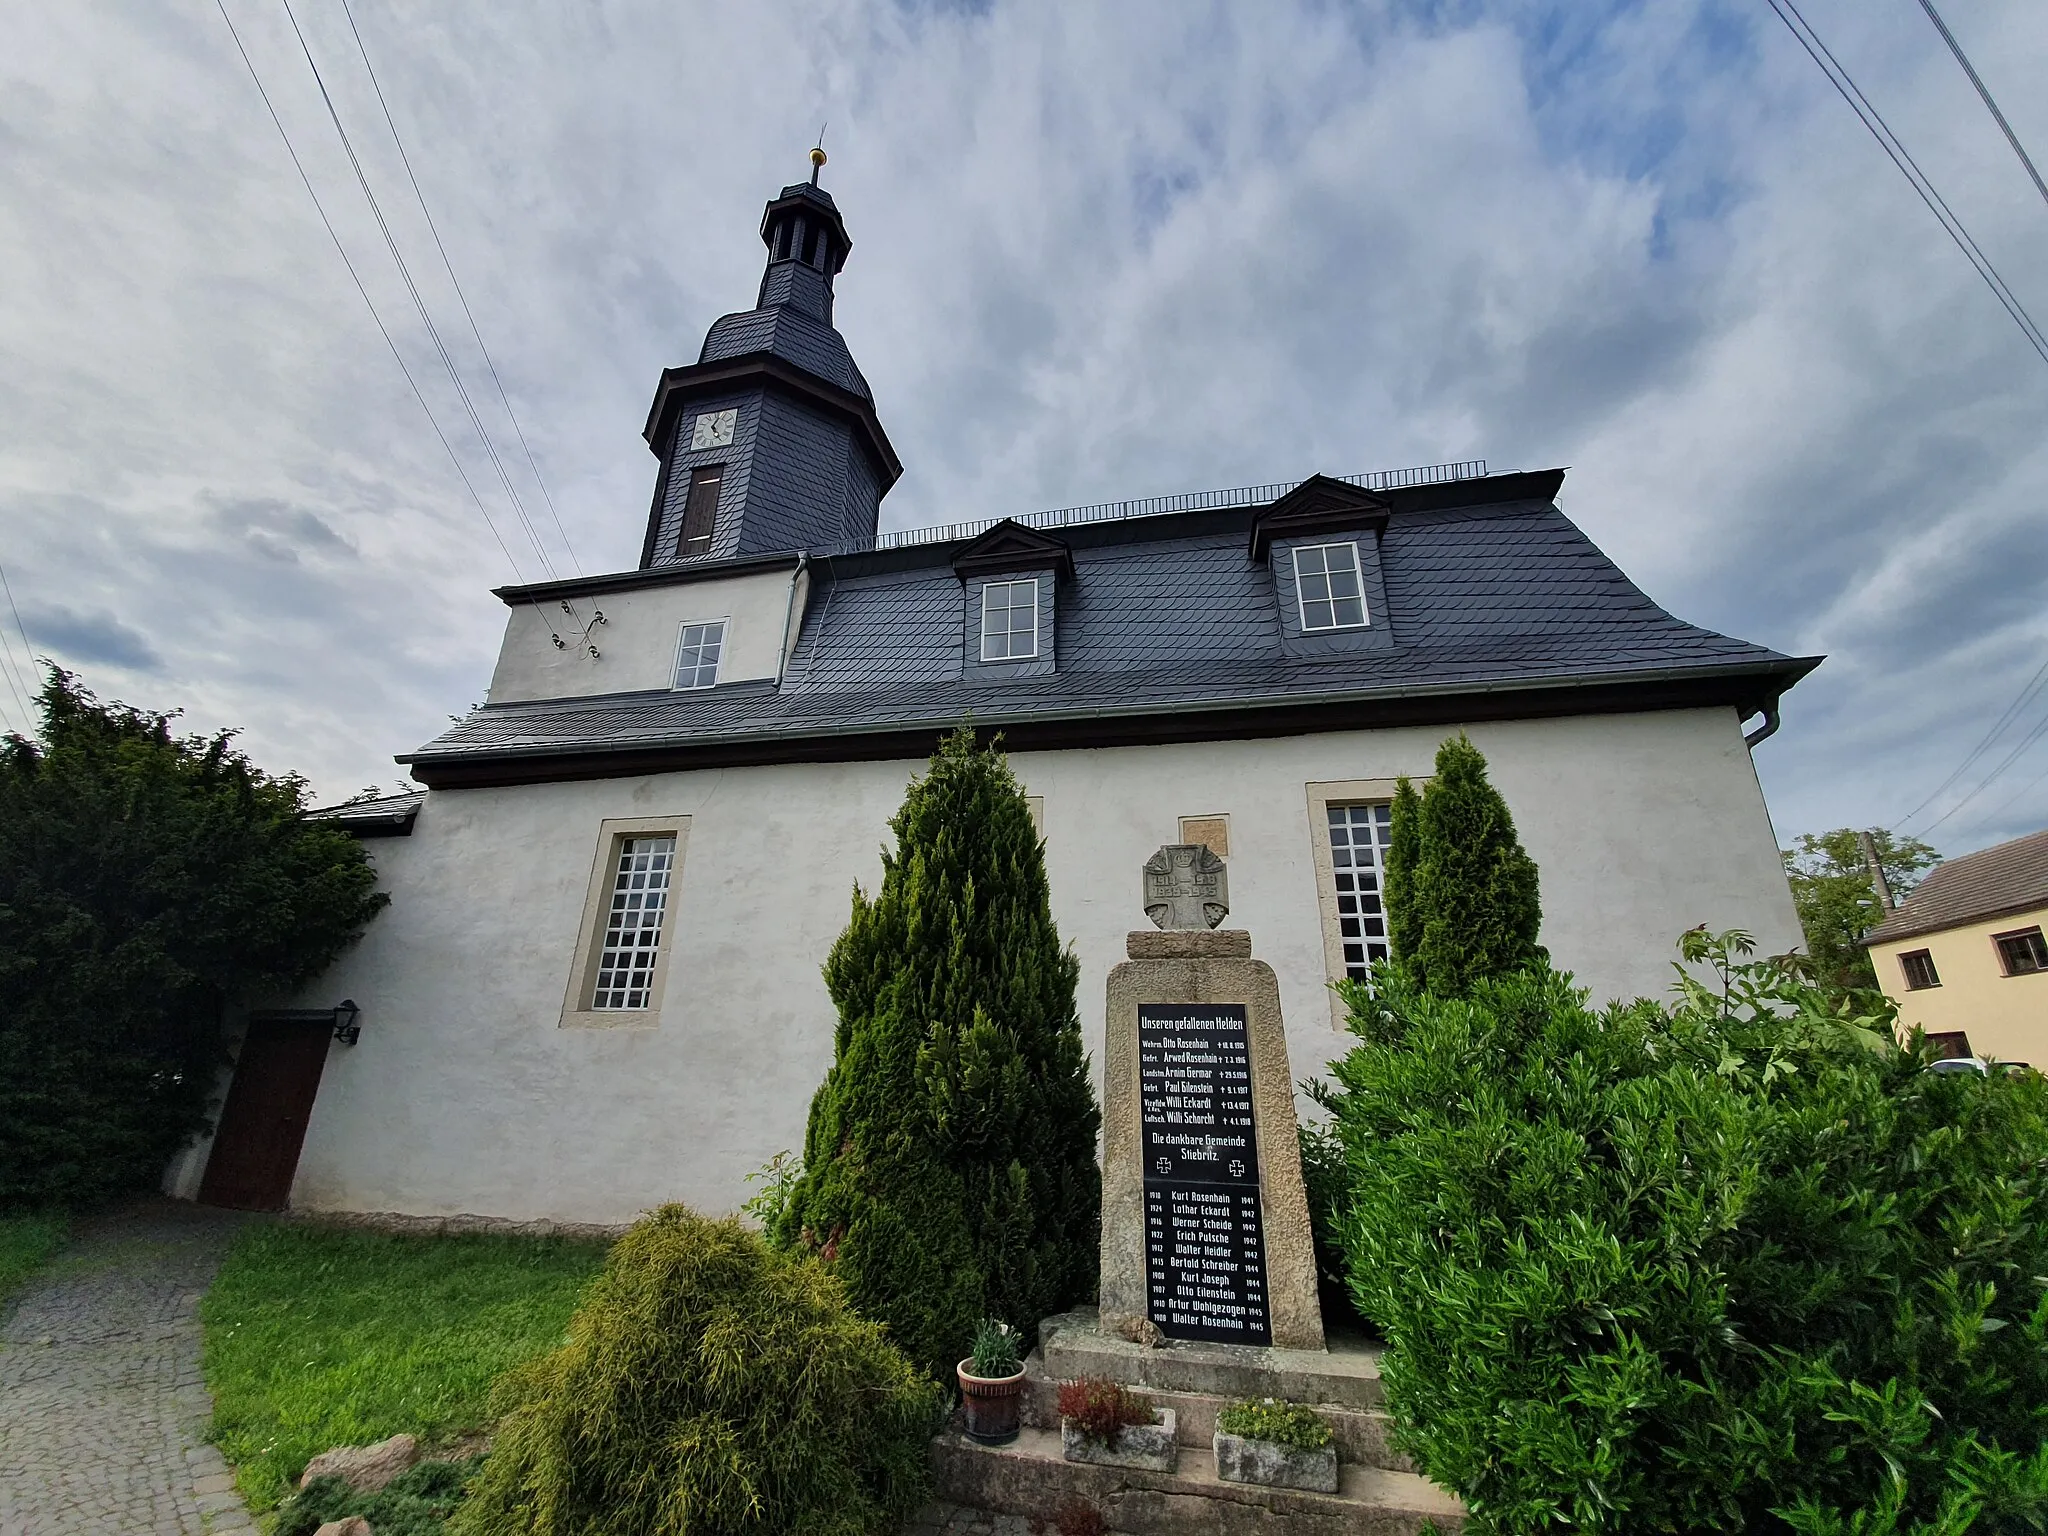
left=930, top=1310, right=1466, bottom=1534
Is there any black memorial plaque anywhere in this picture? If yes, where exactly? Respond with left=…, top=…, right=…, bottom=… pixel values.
left=1138, top=1003, right=1271, bottom=1345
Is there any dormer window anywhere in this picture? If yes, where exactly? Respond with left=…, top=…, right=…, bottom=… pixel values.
left=674, top=620, right=726, bottom=690
left=1293, top=542, right=1369, bottom=631
left=981, top=579, right=1040, bottom=660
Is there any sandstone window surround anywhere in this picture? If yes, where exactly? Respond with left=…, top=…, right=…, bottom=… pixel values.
left=561, top=816, right=692, bottom=1028
left=1303, top=779, right=1416, bottom=1026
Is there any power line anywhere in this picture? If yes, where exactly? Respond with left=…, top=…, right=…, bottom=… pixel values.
left=1761, top=0, right=2048, bottom=367
left=213, top=0, right=530, bottom=586
left=276, top=0, right=562, bottom=586
left=0, top=554, right=36, bottom=735
left=337, top=0, right=584, bottom=578
left=1921, top=706, right=2048, bottom=836
left=1893, top=654, right=2048, bottom=828
left=1967, top=753, right=2048, bottom=837
left=1914, top=0, right=2048, bottom=215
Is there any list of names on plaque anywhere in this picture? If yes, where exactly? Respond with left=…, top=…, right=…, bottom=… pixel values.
left=1138, top=1003, right=1271, bottom=1345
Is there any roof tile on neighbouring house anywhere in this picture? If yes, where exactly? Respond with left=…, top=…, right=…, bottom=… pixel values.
left=1864, top=827, right=2048, bottom=946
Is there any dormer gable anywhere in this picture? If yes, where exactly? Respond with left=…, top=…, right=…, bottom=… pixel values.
left=1248, top=475, right=1392, bottom=560
left=950, top=519, right=1076, bottom=582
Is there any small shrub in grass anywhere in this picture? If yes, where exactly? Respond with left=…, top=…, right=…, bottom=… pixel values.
left=1318, top=935, right=2048, bottom=1533
left=1217, top=1399, right=1331, bottom=1451
left=273, top=1458, right=478, bottom=1536
left=0, top=1211, right=67, bottom=1307
left=1056, top=1378, right=1153, bottom=1442
left=451, top=1204, right=940, bottom=1536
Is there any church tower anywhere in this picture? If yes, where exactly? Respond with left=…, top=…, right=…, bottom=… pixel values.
left=637, top=153, right=901, bottom=567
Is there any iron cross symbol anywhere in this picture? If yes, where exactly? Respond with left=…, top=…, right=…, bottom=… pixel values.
left=1142, top=843, right=1230, bottom=930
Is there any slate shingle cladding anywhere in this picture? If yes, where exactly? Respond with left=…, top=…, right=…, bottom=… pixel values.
left=406, top=472, right=1818, bottom=787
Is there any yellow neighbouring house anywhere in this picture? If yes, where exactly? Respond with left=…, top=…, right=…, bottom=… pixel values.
left=1863, top=827, right=2048, bottom=1066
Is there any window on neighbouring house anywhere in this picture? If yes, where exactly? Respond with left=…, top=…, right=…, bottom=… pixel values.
left=1995, top=926, right=2048, bottom=976
left=591, top=835, right=676, bottom=1010
left=1926, top=1031, right=1972, bottom=1060
left=1293, top=542, right=1368, bottom=631
left=678, top=465, right=723, bottom=558
left=1327, top=802, right=1393, bottom=980
left=981, top=578, right=1039, bottom=660
left=1900, top=949, right=1941, bottom=990
left=674, top=620, right=725, bottom=690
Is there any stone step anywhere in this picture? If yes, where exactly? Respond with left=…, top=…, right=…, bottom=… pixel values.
left=1037, top=1309, right=1386, bottom=1410
left=931, top=1425, right=1463, bottom=1536
left=1018, top=1366, right=1413, bottom=1473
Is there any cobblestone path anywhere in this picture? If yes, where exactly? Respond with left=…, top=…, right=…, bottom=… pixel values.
left=0, top=1199, right=256, bottom=1536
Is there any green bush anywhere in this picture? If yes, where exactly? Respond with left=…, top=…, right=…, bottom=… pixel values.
left=0, top=669, right=386, bottom=1206
left=452, top=1204, right=939, bottom=1536
left=774, top=726, right=1100, bottom=1378
left=275, top=1459, right=479, bottom=1536
left=1384, top=774, right=1422, bottom=963
left=1217, top=1399, right=1332, bottom=1450
left=1408, top=734, right=1542, bottom=994
left=1317, top=935, right=2048, bottom=1534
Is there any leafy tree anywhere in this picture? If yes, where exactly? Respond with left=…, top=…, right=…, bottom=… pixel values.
left=1782, top=828, right=1941, bottom=992
left=1384, top=774, right=1422, bottom=963
left=772, top=727, right=1100, bottom=1377
left=0, top=668, right=387, bottom=1208
left=1315, top=935, right=2048, bottom=1534
left=1410, top=734, right=1543, bottom=994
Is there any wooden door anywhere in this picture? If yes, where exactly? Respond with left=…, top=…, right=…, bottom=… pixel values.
left=198, top=1018, right=332, bottom=1210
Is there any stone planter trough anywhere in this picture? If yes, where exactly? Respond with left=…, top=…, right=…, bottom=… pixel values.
left=1061, top=1408, right=1178, bottom=1472
left=1213, top=1428, right=1339, bottom=1493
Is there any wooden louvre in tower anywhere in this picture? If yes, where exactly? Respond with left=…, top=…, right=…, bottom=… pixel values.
left=679, top=465, right=723, bottom=558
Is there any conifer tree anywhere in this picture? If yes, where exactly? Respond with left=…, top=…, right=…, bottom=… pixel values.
left=1383, top=775, right=1422, bottom=969
left=1411, top=734, right=1544, bottom=995
left=774, top=727, right=1100, bottom=1378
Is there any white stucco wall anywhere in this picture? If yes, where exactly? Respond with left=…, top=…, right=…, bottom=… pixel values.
left=489, top=565, right=806, bottom=702
left=270, top=706, right=1797, bottom=1225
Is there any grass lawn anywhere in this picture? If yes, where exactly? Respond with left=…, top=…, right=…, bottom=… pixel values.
left=0, top=1212, right=69, bottom=1309
left=200, top=1221, right=609, bottom=1511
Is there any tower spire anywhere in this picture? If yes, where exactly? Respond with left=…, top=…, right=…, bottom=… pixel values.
left=810, top=128, right=827, bottom=187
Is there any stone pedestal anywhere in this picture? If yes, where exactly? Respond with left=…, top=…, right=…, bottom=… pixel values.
left=1100, top=929, right=1325, bottom=1352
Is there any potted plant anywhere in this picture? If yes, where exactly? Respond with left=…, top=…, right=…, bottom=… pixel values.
left=957, top=1318, right=1027, bottom=1445
left=1056, top=1377, right=1177, bottom=1472
left=1214, top=1397, right=1337, bottom=1492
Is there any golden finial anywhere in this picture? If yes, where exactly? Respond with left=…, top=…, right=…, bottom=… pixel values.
left=810, top=125, right=827, bottom=186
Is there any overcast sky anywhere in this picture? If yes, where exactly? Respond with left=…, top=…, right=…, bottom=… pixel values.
left=2, top=0, right=2045, bottom=858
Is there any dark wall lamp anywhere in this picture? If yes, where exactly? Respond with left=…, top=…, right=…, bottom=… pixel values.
left=332, top=999, right=362, bottom=1047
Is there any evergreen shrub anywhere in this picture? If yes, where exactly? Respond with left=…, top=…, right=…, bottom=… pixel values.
left=1316, top=937, right=2048, bottom=1533
left=1383, top=774, right=1422, bottom=963
left=0, top=670, right=387, bottom=1207
left=451, top=1205, right=940, bottom=1536
left=1407, top=734, right=1542, bottom=994
left=773, top=727, right=1100, bottom=1377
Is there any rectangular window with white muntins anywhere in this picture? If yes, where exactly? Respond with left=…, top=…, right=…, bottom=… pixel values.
left=591, top=835, right=675, bottom=1010
left=981, top=578, right=1039, bottom=660
left=1328, top=802, right=1393, bottom=979
left=1293, top=542, right=1368, bottom=631
left=674, top=620, right=725, bottom=690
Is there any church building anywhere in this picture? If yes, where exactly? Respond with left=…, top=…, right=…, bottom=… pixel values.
left=169, top=168, right=1817, bottom=1222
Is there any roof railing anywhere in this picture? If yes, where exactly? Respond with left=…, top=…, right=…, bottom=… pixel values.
left=829, top=459, right=1486, bottom=557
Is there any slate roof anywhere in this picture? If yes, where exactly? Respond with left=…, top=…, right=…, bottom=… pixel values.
left=1864, top=828, right=2048, bottom=945
left=308, top=790, right=423, bottom=836
left=699, top=305, right=871, bottom=399
left=404, top=469, right=1818, bottom=786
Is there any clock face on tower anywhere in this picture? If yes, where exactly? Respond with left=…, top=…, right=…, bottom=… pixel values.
left=690, top=408, right=738, bottom=450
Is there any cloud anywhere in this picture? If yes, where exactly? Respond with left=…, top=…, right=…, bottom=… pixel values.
left=19, top=603, right=164, bottom=673
left=0, top=0, right=2043, bottom=855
